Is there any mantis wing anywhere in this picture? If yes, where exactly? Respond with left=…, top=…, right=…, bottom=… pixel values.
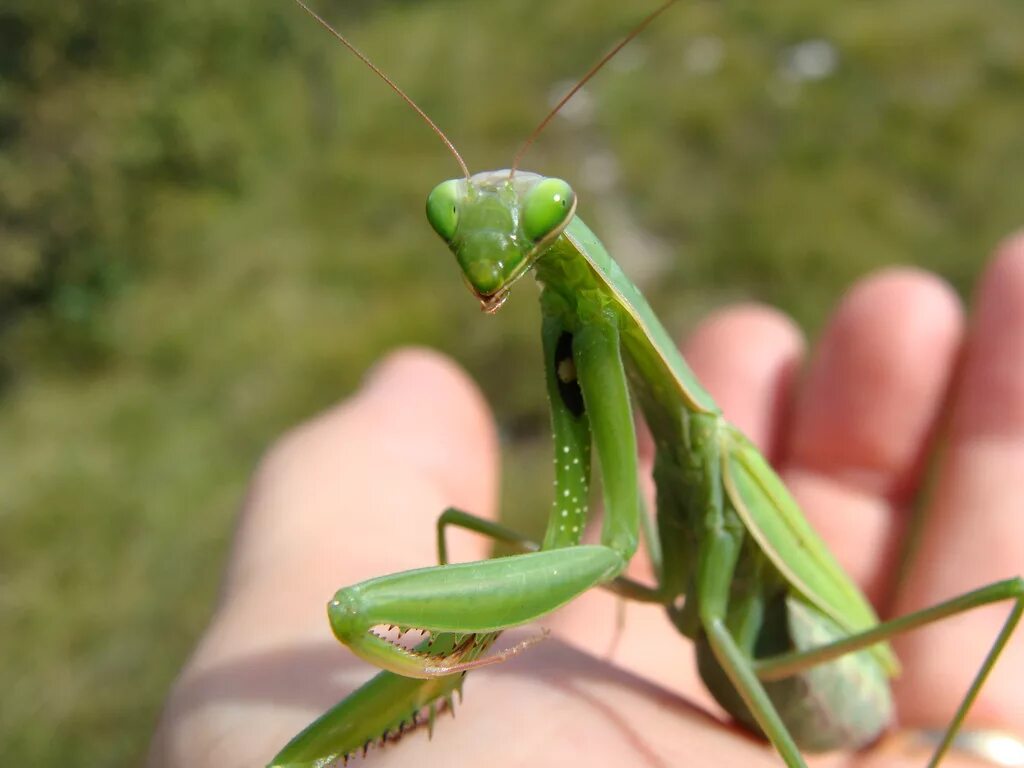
left=722, top=428, right=901, bottom=676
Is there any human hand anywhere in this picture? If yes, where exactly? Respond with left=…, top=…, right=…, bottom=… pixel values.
left=148, top=235, right=1024, bottom=767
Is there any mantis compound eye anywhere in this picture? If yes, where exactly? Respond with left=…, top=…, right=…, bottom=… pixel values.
left=521, top=178, right=575, bottom=242
left=426, top=179, right=461, bottom=242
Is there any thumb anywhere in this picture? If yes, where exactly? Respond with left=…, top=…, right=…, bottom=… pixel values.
left=224, top=346, right=500, bottom=619
left=149, top=348, right=499, bottom=767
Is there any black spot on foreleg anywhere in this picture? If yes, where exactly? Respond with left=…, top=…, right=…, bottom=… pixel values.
left=555, top=331, right=585, bottom=417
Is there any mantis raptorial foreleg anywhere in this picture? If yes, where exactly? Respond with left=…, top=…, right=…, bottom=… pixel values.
left=324, top=308, right=643, bottom=679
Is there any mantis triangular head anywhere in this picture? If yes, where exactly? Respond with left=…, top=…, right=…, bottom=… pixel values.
left=426, top=171, right=577, bottom=312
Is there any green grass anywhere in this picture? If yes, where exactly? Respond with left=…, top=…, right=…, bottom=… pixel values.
left=1, top=0, right=1022, bottom=764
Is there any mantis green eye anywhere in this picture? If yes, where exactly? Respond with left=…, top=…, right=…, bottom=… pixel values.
left=426, top=179, right=460, bottom=242
left=521, top=178, right=575, bottom=242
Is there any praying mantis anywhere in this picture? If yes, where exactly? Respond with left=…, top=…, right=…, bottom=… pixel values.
left=269, top=2, right=1024, bottom=766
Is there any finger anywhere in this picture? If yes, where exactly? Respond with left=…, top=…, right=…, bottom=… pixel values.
left=682, top=304, right=805, bottom=459
left=635, top=305, right=803, bottom=463
left=781, top=270, right=963, bottom=603
left=893, top=234, right=1024, bottom=731
left=228, top=348, right=498, bottom=617
left=186, top=347, right=499, bottom=670
left=225, top=348, right=498, bottom=607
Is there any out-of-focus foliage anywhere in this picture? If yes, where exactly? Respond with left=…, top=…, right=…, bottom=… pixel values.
left=0, top=0, right=300, bottom=373
left=0, top=0, right=1021, bottom=764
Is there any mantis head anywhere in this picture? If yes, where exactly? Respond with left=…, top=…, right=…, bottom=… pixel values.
left=426, top=171, right=577, bottom=313
left=290, top=0, right=667, bottom=315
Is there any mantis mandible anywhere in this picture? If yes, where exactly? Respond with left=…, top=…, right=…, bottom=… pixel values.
left=270, top=2, right=1024, bottom=766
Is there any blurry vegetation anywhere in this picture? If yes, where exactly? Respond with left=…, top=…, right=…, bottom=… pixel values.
left=0, top=0, right=1022, bottom=764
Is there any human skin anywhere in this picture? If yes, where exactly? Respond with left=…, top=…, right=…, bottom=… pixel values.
left=149, top=235, right=1024, bottom=768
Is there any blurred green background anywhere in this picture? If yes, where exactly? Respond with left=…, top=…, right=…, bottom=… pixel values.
left=1, top=0, right=1022, bottom=764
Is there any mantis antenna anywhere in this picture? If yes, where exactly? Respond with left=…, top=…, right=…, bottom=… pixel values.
left=292, top=0, right=471, bottom=180
left=509, top=0, right=679, bottom=177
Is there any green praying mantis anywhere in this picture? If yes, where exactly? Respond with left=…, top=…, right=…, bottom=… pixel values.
left=270, top=2, right=1024, bottom=766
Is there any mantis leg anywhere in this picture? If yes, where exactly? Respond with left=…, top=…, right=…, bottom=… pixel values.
left=326, top=309, right=644, bottom=679
left=698, top=527, right=809, bottom=768
left=328, top=542, right=626, bottom=678
left=638, top=487, right=663, bottom=590
left=435, top=507, right=538, bottom=565
left=752, top=577, right=1024, bottom=767
left=282, top=508, right=546, bottom=768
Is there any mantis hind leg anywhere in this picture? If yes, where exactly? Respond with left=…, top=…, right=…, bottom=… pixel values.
left=698, top=593, right=893, bottom=753
left=752, top=577, right=1024, bottom=767
left=697, top=529, right=809, bottom=767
